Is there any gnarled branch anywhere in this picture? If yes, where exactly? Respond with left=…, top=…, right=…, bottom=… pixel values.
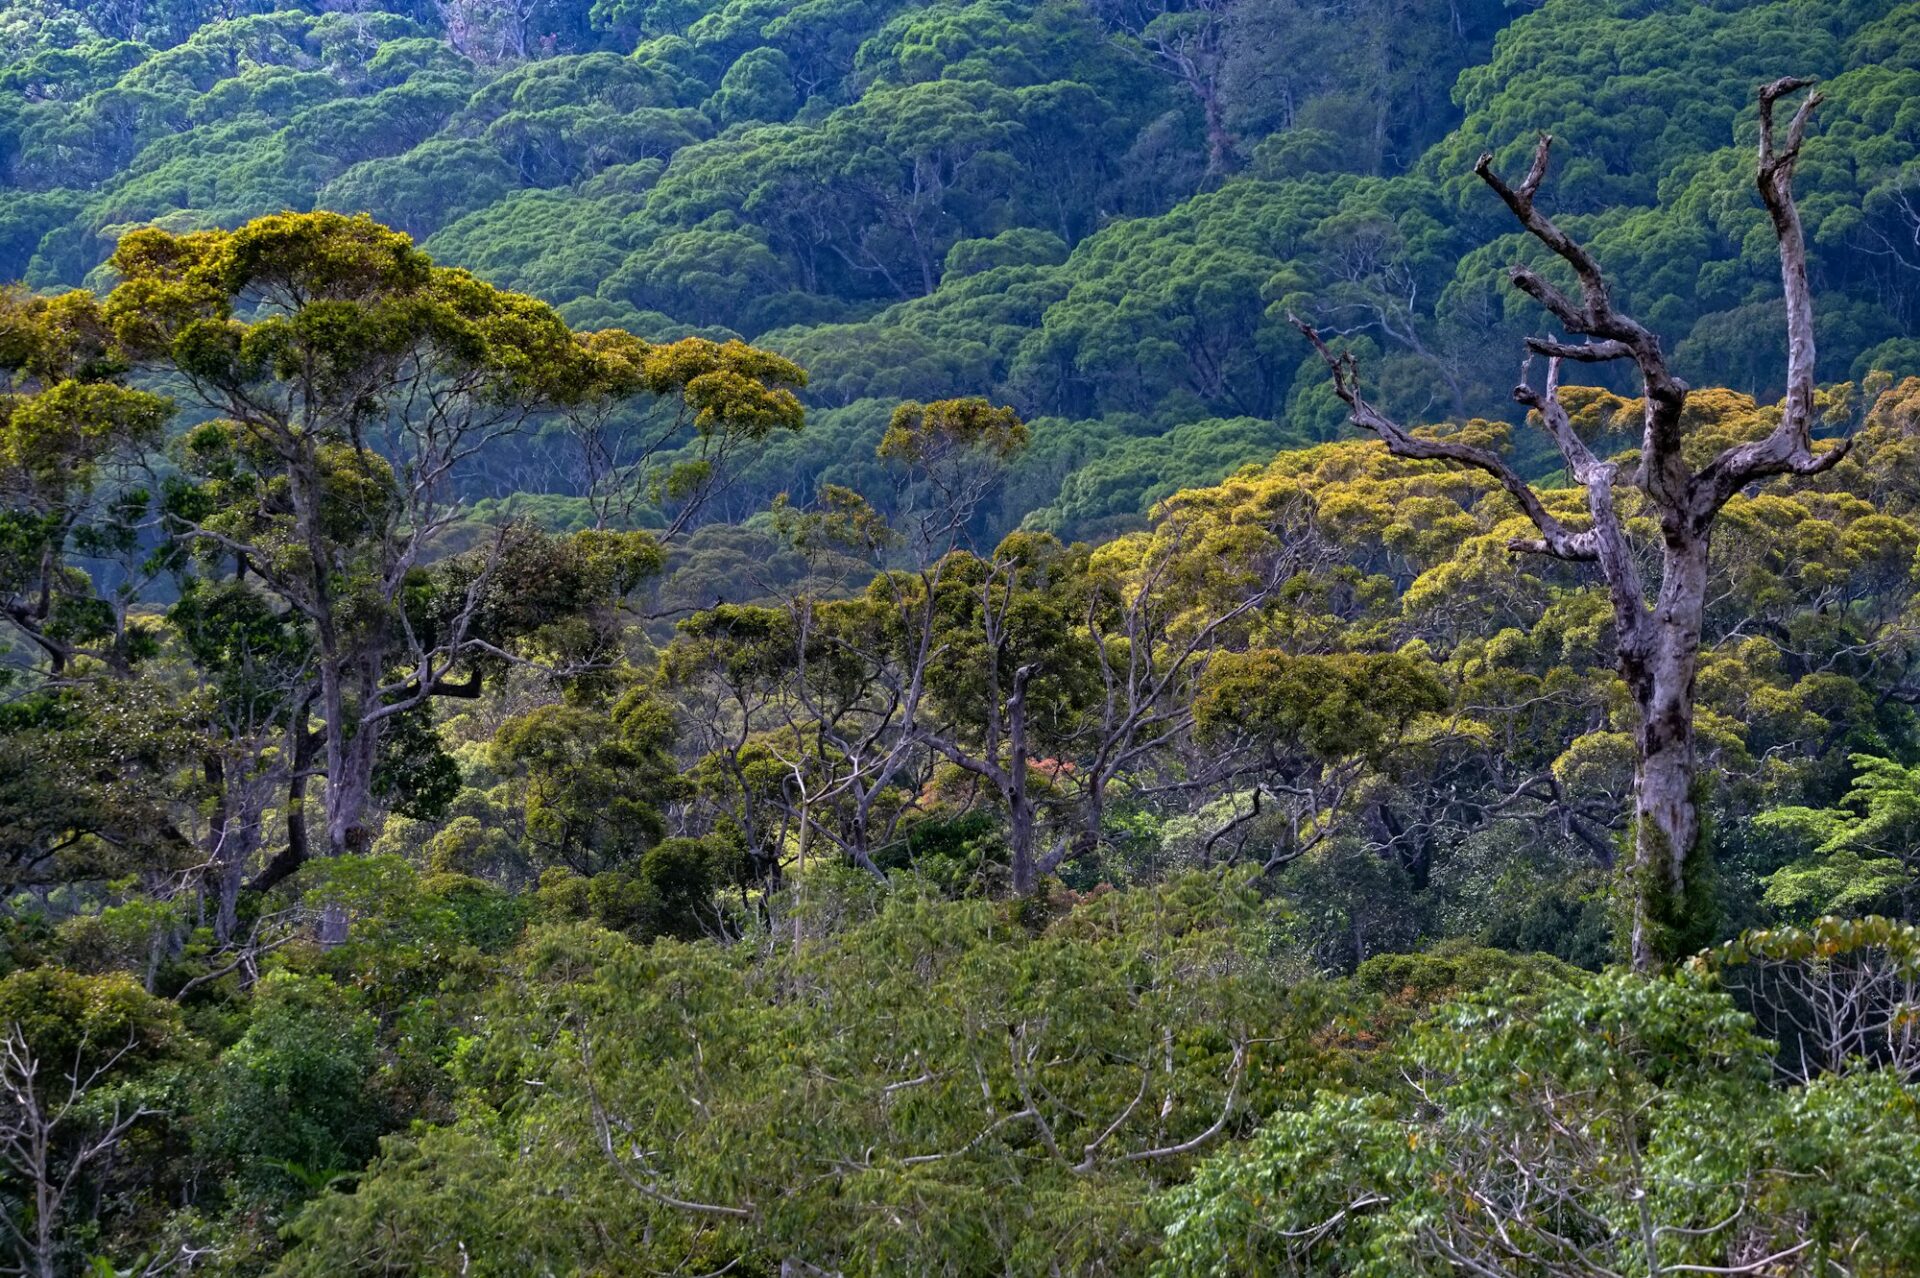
left=1525, top=336, right=1633, bottom=364
left=1513, top=354, right=1648, bottom=656
left=1475, top=134, right=1692, bottom=511
left=1288, top=316, right=1594, bottom=562
left=1694, top=78, right=1848, bottom=516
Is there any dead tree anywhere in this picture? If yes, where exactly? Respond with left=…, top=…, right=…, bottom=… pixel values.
left=0, top=1028, right=152, bottom=1278
left=1295, top=79, right=1847, bottom=971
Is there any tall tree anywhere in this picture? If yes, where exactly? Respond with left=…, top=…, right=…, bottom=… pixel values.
left=108, top=212, right=799, bottom=864
left=0, top=288, right=170, bottom=676
left=1296, top=79, right=1846, bottom=970
left=1092, top=0, right=1237, bottom=177
left=108, top=213, right=609, bottom=860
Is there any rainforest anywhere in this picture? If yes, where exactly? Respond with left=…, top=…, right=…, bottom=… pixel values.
left=5, top=0, right=1920, bottom=1273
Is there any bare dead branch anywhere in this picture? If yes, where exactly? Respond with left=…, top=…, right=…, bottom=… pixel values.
left=1695, top=78, right=1846, bottom=515
left=1524, top=336, right=1633, bottom=364
left=1116, top=1038, right=1248, bottom=1164
left=1289, top=316, right=1594, bottom=562
left=1474, top=136, right=1691, bottom=509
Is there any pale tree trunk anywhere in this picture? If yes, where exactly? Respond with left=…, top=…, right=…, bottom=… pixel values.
left=1201, top=81, right=1233, bottom=179
left=1008, top=793, right=1039, bottom=895
left=1298, top=78, right=1845, bottom=970
left=205, top=754, right=236, bottom=941
left=1006, top=665, right=1039, bottom=896
left=319, top=708, right=381, bottom=945
left=204, top=754, right=267, bottom=945
left=292, top=438, right=380, bottom=865
left=319, top=656, right=350, bottom=848
left=324, top=714, right=381, bottom=858
left=1626, top=536, right=1709, bottom=970
left=791, top=797, right=810, bottom=948
left=317, top=668, right=383, bottom=947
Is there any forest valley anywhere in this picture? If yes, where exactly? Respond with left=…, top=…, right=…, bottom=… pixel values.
left=5, top=0, right=1920, bottom=1274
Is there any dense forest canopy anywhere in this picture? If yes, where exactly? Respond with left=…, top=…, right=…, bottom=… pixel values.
left=5, top=0, right=1920, bottom=1274
left=8, top=0, right=1920, bottom=543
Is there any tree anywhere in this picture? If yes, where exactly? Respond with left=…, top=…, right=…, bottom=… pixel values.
left=704, top=47, right=797, bottom=127
left=436, top=0, right=543, bottom=66
left=1192, top=648, right=1449, bottom=872
left=1156, top=964, right=1920, bottom=1277
left=1090, top=0, right=1237, bottom=177
left=0, top=287, right=171, bottom=676
left=558, top=334, right=806, bottom=534
left=107, top=212, right=795, bottom=872
left=912, top=532, right=1100, bottom=894
left=1705, top=915, right=1920, bottom=1086
left=0, top=969, right=183, bottom=1278
left=488, top=689, right=683, bottom=877
left=1296, top=79, right=1849, bottom=970
left=1048, top=488, right=1326, bottom=874
left=113, top=213, right=574, bottom=859
left=877, top=395, right=1029, bottom=559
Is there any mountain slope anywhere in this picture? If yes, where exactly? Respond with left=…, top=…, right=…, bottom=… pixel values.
left=4, top=0, right=1918, bottom=540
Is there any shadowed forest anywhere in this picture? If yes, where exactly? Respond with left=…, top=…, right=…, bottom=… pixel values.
left=5, top=0, right=1920, bottom=1273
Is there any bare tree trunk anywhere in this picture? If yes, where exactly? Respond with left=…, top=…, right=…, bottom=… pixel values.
left=1627, top=536, right=1709, bottom=970
left=792, top=797, right=810, bottom=948
left=318, top=672, right=380, bottom=946
left=321, top=665, right=382, bottom=859
left=205, top=753, right=235, bottom=941
left=326, top=734, right=379, bottom=857
left=0, top=1030, right=150, bottom=1278
left=1008, top=790, right=1039, bottom=895
left=1006, top=665, right=1039, bottom=896
left=1202, top=82, right=1233, bottom=179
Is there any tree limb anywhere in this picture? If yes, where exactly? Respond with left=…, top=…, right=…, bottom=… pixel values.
left=1513, top=354, right=1648, bottom=653
left=1289, top=317, right=1593, bottom=562
left=1473, top=135, right=1691, bottom=512
left=1694, top=78, right=1848, bottom=515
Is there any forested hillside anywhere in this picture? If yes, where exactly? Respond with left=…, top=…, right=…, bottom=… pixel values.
left=10, top=0, right=1920, bottom=542
left=7, top=0, right=1920, bottom=1273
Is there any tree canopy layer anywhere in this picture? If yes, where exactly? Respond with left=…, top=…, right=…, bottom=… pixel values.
left=14, top=0, right=1920, bottom=540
